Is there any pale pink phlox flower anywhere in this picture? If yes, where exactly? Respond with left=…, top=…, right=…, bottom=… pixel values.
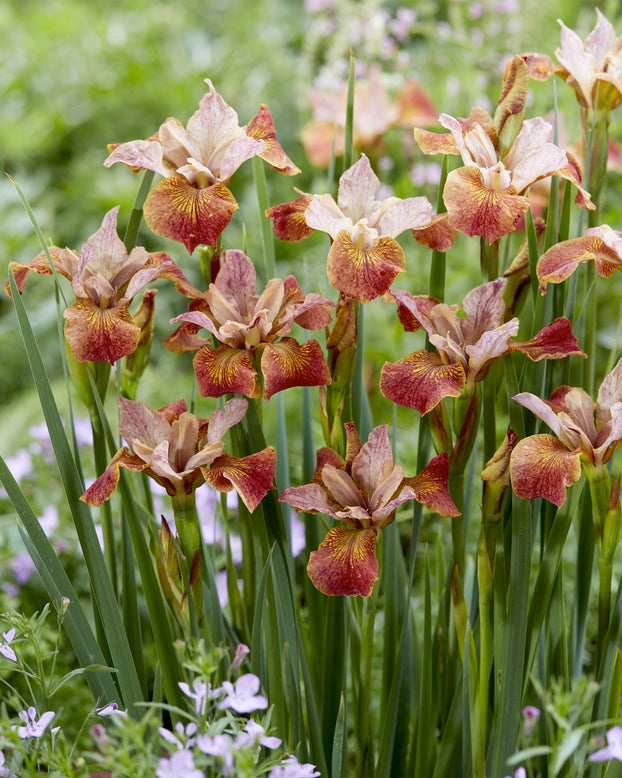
left=236, top=719, right=282, bottom=750
left=217, top=673, right=268, bottom=713
left=156, top=749, right=204, bottom=778
left=268, top=755, right=321, bottom=778
left=197, top=734, right=234, bottom=775
left=589, top=725, right=622, bottom=762
left=0, top=629, right=17, bottom=663
left=158, top=721, right=197, bottom=750
left=14, top=707, right=60, bottom=738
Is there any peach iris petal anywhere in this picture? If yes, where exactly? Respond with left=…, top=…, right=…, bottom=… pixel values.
left=63, top=300, right=140, bottom=365
left=537, top=231, right=622, bottom=292
left=442, top=166, right=530, bottom=243
left=510, top=434, right=582, bottom=507
left=193, top=345, right=260, bottom=399
left=265, top=195, right=314, bottom=242
left=510, top=317, right=586, bottom=361
left=81, top=449, right=147, bottom=507
left=307, top=526, right=379, bottom=597
left=261, top=338, right=331, bottom=401
left=327, top=231, right=406, bottom=302
left=143, top=177, right=238, bottom=254
left=380, top=350, right=466, bottom=415
left=245, top=104, right=301, bottom=175
left=203, top=449, right=277, bottom=513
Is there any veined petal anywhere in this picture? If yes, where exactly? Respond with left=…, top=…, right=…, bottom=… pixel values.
left=6, top=246, right=77, bottom=297
left=321, top=465, right=366, bottom=510
left=143, top=177, right=238, bottom=253
left=461, top=278, right=507, bottom=343
left=307, top=526, right=378, bottom=596
left=511, top=317, right=585, bottom=361
left=404, top=452, right=460, bottom=517
left=327, top=230, right=405, bottom=302
left=510, top=433, right=582, bottom=507
left=413, top=127, right=459, bottom=156
left=265, top=194, right=314, bottom=242
left=80, top=448, right=146, bottom=506
left=193, top=345, right=260, bottom=399
left=537, top=233, right=622, bottom=291
left=375, top=196, right=434, bottom=238
left=203, top=448, right=276, bottom=513
left=104, top=138, right=171, bottom=178
left=261, top=337, right=331, bottom=400
left=279, top=482, right=343, bottom=520
left=597, top=358, right=622, bottom=430
left=119, top=396, right=174, bottom=452
left=351, top=425, right=395, bottom=499
left=305, top=194, right=352, bottom=239
left=465, top=319, right=519, bottom=381
left=510, top=143, right=568, bottom=194
left=64, top=299, right=140, bottom=364
left=443, top=166, right=529, bottom=243
left=336, top=155, right=381, bottom=221
left=245, top=104, right=301, bottom=175
left=411, top=212, right=457, bottom=253
left=207, top=397, right=249, bottom=446
left=513, top=392, right=562, bottom=437
left=380, top=350, right=466, bottom=414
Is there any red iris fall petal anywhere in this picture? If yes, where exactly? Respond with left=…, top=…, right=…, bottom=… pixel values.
left=510, top=433, right=582, bottom=507
left=404, top=452, right=461, bottom=518
left=143, top=176, right=238, bottom=254
left=63, top=299, right=140, bottom=364
left=193, top=345, right=260, bottom=399
left=511, top=317, right=586, bottom=361
left=202, top=448, right=276, bottom=513
left=327, top=230, right=406, bottom=303
left=265, top=195, right=314, bottom=242
left=380, top=350, right=466, bottom=414
left=307, top=526, right=379, bottom=597
left=442, top=166, right=530, bottom=243
left=261, top=337, right=331, bottom=401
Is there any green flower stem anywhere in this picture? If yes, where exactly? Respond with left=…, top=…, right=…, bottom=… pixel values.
left=356, top=533, right=382, bottom=778
left=480, top=237, right=499, bottom=282
left=477, top=527, right=493, bottom=742
left=170, top=491, right=203, bottom=621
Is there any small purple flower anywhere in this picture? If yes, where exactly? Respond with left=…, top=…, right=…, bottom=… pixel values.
left=0, top=629, right=17, bottom=663
left=90, top=723, right=108, bottom=748
left=14, top=707, right=60, bottom=738
left=4, top=450, right=33, bottom=485
left=197, top=734, right=234, bottom=775
left=12, top=551, right=36, bottom=586
left=268, top=755, right=321, bottom=778
left=96, top=701, right=128, bottom=717
left=230, top=643, right=250, bottom=671
left=156, top=749, right=204, bottom=778
left=522, top=705, right=540, bottom=736
left=159, top=721, right=197, bottom=750
left=178, top=680, right=211, bottom=715
left=504, top=768, right=526, bottom=778
left=217, top=673, right=268, bottom=713
left=236, top=719, right=282, bottom=750
left=589, top=726, right=622, bottom=762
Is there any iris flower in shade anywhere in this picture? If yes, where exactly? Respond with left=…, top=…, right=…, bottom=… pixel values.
left=279, top=423, right=459, bottom=597
left=555, top=10, right=622, bottom=113
left=104, top=79, right=299, bottom=254
left=6, top=207, right=201, bottom=365
left=167, top=249, right=333, bottom=400
left=537, top=224, right=622, bottom=292
left=80, top=396, right=276, bottom=512
left=265, top=153, right=455, bottom=303
left=301, top=64, right=437, bottom=167
left=380, top=278, right=585, bottom=415
left=413, top=57, right=593, bottom=243
left=510, top=359, right=622, bottom=507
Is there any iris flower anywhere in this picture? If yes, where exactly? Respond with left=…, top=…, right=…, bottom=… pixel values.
left=266, top=154, right=454, bottom=302
left=537, top=224, right=622, bottom=292
left=413, top=57, right=592, bottom=243
left=380, top=278, right=585, bottom=415
left=81, top=396, right=275, bottom=512
left=279, top=423, right=458, bottom=596
left=105, top=79, right=300, bottom=254
left=167, top=249, right=333, bottom=400
left=6, top=206, right=200, bottom=364
left=510, top=359, right=622, bottom=507
left=555, top=10, right=622, bottom=113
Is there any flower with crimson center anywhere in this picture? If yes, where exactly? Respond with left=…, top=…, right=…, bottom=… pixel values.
left=279, top=422, right=458, bottom=596
left=510, top=359, right=622, bottom=507
left=167, top=249, right=334, bottom=400
left=380, top=278, right=585, bottom=416
left=6, top=207, right=200, bottom=365
left=266, top=153, right=455, bottom=302
left=105, top=79, right=299, bottom=254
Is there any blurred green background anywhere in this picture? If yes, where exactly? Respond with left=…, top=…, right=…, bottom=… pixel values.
left=0, top=0, right=613, bottom=453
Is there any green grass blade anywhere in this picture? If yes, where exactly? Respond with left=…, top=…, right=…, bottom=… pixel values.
left=8, top=270, right=144, bottom=714
left=0, top=457, right=118, bottom=705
